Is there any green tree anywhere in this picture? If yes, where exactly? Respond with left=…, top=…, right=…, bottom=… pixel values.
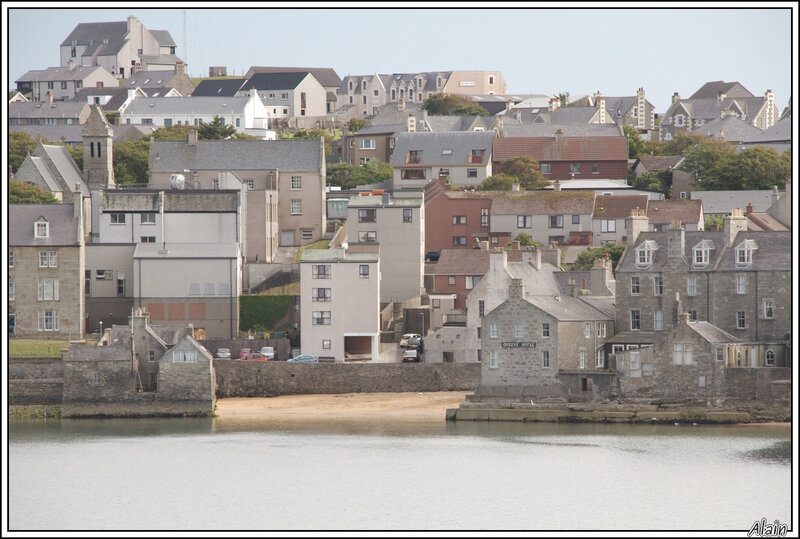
left=9, top=179, right=59, bottom=204
left=104, top=111, right=120, bottom=125
left=726, top=146, right=791, bottom=190
left=704, top=214, right=723, bottom=231
left=66, top=144, right=83, bottom=171
left=659, top=131, right=708, bottom=156
left=570, top=243, right=626, bottom=274
left=496, top=156, right=550, bottom=189
left=152, top=124, right=194, bottom=140
left=9, top=131, right=42, bottom=173
left=623, top=125, right=648, bottom=160
left=478, top=173, right=518, bottom=191
left=629, top=169, right=672, bottom=197
left=423, top=93, right=488, bottom=116
left=554, top=91, right=570, bottom=107
left=678, top=139, right=736, bottom=190
left=197, top=115, right=237, bottom=140
left=348, top=118, right=364, bottom=133
left=514, top=232, right=536, bottom=246
left=113, top=139, right=150, bottom=185
left=326, top=160, right=392, bottom=189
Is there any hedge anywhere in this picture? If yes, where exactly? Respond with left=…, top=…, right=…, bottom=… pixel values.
left=239, top=295, right=293, bottom=332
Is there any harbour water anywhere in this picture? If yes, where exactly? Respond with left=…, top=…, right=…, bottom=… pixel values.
left=8, top=416, right=792, bottom=532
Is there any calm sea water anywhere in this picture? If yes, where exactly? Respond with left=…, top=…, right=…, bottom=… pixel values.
left=8, top=416, right=792, bottom=532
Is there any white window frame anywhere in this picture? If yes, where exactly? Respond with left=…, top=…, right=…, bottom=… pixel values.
left=490, top=323, right=498, bottom=338
left=579, top=350, right=585, bottom=370
left=35, top=221, right=49, bottom=238
left=595, top=349, right=604, bottom=368
left=291, top=176, right=302, bottom=190
left=359, top=139, right=376, bottom=150
left=291, top=200, right=302, bottom=215
left=736, top=311, right=746, bottom=329
left=596, top=322, right=606, bottom=338
left=687, top=274, right=697, bottom=296
left=600, top=219, right=616, bottom=233
left=636, top=247, right=652, bottom=266
left=517, top=215, right=531, bottom=228
left=312, top=265, right=331, bottom=279
left=630, top=276, right=640, bottom=295
left=630, top=310, right=641, bottom=330
left=358, top=231, right=377, bottom=243
left=110, top=213, right=126, bottom=225
left=765, top=349, right=775, bottom=366
left=490, top=350, right=499, bottom=368
left=312, top=311, right=331, bottom=326
left=653, top=274, right=663, bottom=296
left=673, top=343, right=693, bottom=365
left=515, top=323, right=523, bottom=338
left=541, top=163, right=551, bottom=174
left=763, top=299, right=774, bottom=319
left=542, top=323, right=550, bottom=338
left=694, top=247, right=709, bottom=266
left=736, top=274, right=746, bottom=294
left=654, top=309, right=664, bottom=330
left=584, top=323, right=591, bottom=338
left=140, top=213, right=156, bottom=224
left=736, top=248, right=753, bottom=266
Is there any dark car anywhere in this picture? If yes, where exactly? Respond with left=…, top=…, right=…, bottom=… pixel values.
left=425, top=250, right=441, bottom=262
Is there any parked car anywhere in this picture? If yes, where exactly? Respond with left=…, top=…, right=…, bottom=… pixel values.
left=237, top=348, right=253, bottom=359
left=214, top=348, right=231, bottom=359
left=288, top=354, right=318, bottom=363
left=243, top=352, right=269, bottom=361
left=425, top=250, right=441, bottom=262
left=400, top=333, right=422, bottom=348
left=260, top=347, right=276, bottom=360
left=402, top=349, right=420, bottom=363
left=408, top=336, right=422, bottom=348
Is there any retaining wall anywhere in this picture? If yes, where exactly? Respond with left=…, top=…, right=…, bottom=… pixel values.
left=9, top=358, right=64, bottom=405
left=213, top=361, right=482, bottom=398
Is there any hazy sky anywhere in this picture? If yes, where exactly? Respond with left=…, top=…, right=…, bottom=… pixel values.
left=4, top=4, right=796, bottom=112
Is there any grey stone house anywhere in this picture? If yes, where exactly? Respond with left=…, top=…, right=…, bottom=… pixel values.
left=62, top=308, right=215, bottom=417
left=475, top=280, right=614, bottom=402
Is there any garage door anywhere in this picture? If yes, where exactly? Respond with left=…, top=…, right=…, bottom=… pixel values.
left=280, top=230, right=295, bottom=246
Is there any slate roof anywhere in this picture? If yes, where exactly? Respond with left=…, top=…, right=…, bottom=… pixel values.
left=60, top=21, right=128, bottom=55
left=693, top=115, right=762, bottom=141
left=714, top=231, right=791, bottom=271
left=247, top=66, right=341, bottom=88
left=10, top=101, right=89, bottom=120
left=16, top=65, right=113, bottom=83
left=548, top=107, right=602, bottom=124
left=646, top=199, right=702, bottom=225
left=617, top=231, right=727, bottom=273
left=688, top=321, right=741, bottom=343
left=742, top=116, right=792, bottom=143
left=635, top=155, right=682, bottom=172
left=425, top=115, right=493, bottom=132
left=505, top=262, right=562, bottom=295
left=28, top=157, right=62, bottom=192
left=9, top=204, right=81, bottom=246
left=369, top=102, right=426, bottom=125
left=390, top=131, right=497, bottom=167
left=433, top=249, right=490, bottom=276
left=123, top=70, right=180, bottom=88
left=593, top=194, right=650, bottom=218
left=38, top=143, right=89, bottom=196
left=149, top=29, right=176, bottom=47
left=553, top=271, right=592, bottom=293
left=149, top=139, right=322, bottom=173
left=690, top=190, right=773, bottom=214
left=493, top=135, right=628, bottom=162
left=500, top=123, right=624, bottom=138
left=139, top=54, right=182, bottom=66
left=72, top=87, right=133, bottom=111
left=525, top=295, right=613, bottom=322
left=123, top=96, right=251, bottom=116
left=240, top=72, right=313, bottom=91
left=192, top=78, right=247, bottom=97
left=488, top=190, right=596, bottom=215
left=745, top=212, right=789, bottom=232
left=356, top=123, right=405, bottom=136
left=689, top=81, right=753, bottom=100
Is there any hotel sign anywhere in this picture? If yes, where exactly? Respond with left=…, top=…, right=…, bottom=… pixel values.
left=501, top=342, right=536, bottom=348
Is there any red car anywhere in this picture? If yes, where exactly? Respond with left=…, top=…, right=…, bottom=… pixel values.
left=243, top=352, right=269, bottom=361
left=237, top=348, right=253, bottom=359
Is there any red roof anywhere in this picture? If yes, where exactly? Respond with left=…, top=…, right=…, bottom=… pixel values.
left=493, top=136, right=628, bottom=162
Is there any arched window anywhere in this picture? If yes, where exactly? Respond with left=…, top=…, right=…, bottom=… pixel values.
left=765, top=349, right=775, bottom=366
left=90, top=142, right=94, bottom=157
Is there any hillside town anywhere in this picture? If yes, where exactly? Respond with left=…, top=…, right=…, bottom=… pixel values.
left=7, top=15, right=793, bottom=417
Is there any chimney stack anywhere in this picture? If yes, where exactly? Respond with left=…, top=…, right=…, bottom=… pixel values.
left=667, top=220, right=685, bottom=259
left=624, top=208, right=649, bottom=245
left=549, top=97, right=560, bottom=112
left=723, top=208, right=748, bottom=248
left=188, top=129, right=198, bottom=146
left=398, top=98, right=405, bottom=111
left=672, top=92, right=680, bottom=104
left=717, top=91, right=726, bottom=102
left=47, top=91, right=53, bottom=105
left=745, top=203, right=755, bottom=215
left=554, top=128, right=563, bottom=142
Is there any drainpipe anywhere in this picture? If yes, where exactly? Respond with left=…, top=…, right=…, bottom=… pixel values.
left=754, top=272, right=758, bottom=341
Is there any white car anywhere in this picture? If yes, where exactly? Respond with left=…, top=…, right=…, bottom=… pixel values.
left=260, top=347, right=276, bottom=360
left=400, top=333, right=421, bottom=348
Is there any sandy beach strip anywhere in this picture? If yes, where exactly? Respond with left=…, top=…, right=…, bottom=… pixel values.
left=214, top=391, right=471, bottom=419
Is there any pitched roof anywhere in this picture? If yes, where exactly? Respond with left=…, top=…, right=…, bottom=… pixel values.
left=139, top=54, right=182, bottom=66
left=247, top=66, right=341, bottom=88
left=548, top=107, right=602, bottom=124
left=123, top=96, right=251, bottom=116
left=525, top=295, right=613, bottom=321
left=123, top=70, right=178, bottom=88
left=390, top=131, right=497, bottom=167
left=240, top=72, right=313, bottom=91
left=689, top=81, right=753, bottom=100
left=715, top=231, right=791, bottom=271
left=149, top=29, right=176, bottom=46
left=37, top=143, right=89, bottom=196
left=493, top=135, right=628, bottom=162
left=9, top=101, right=90, bottom=120
left=9, top=124, right=84, bottom=145
left=593, top=194, right=650, bottom=218
left=28, top=156, right=62, bottom=192
left=9, top=204, right=81, bottom=246
left=17, top=65, right=114, bottom=83
left=693, top=115, right=763, bottom=141
left=149, top=139, right=322, bottom=173
left=72, top=86, right=133, bottom=110
left=742, top=116, right=792, bottom=143
left=356, top=123, right=405, bottom=136
left=60, top=21, right=128, bottom=55
left=433, top=249, right=490, bottom=276
left=617, top=231, right=726, bottom=273
left=745, top=212, right=790, bottom=232
left=646, top=199, right=702, bottom=225
left=191, top=78, right=247, bottom=97
left=635, top=155, right=682, bottom=172
left=500, top=123, right=623, bottom=138
left=690, top=190, right=773, bottom=214
left=488, top=190, right=596, bottom=215
left=688, top=321, right=740, bottom=343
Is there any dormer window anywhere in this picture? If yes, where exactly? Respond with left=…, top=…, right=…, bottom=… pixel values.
left=735, top=239, right=757, bottom=266
left=34, top=220, right=49, bottom=238
left=636, top=240, right=658, bottom=267
left=692, top=240, right=714, bottom=267
left=408, top=150, right=422, bottom=164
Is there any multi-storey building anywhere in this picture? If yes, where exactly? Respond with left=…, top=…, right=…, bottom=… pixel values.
left=299, top=246, right=380, bottom=362
left=9, top=199, right=85, bottom=339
